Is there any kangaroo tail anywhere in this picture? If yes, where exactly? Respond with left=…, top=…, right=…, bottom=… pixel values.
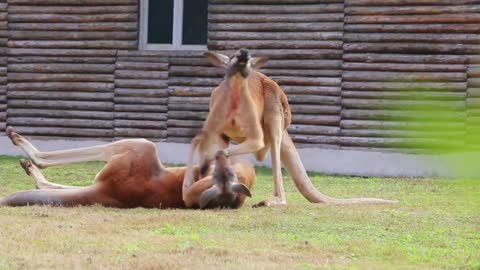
left=280, top=132, right=397, bottom=204
left=0, top=187, right=106, bottom=207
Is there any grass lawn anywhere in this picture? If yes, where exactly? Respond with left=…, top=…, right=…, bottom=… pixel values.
left=0, top=155, right=479, bottom=270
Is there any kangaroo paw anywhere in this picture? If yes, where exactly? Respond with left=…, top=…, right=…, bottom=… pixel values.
left=6, top=127, right=20, bottom=146
left=252, top=197, right=287, bottom=208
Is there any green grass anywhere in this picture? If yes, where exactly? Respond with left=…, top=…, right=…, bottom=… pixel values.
left=0, top=155, right=479, bottom=270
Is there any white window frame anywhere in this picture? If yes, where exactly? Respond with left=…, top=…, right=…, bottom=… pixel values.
left=139, top=0, right=207, bottom=50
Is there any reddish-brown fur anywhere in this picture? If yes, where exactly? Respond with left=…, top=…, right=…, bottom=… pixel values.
left=1, top=128, right=256, bottom=209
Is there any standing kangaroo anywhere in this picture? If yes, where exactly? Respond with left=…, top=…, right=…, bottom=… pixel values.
left=183, top=49, right=396, bottom=206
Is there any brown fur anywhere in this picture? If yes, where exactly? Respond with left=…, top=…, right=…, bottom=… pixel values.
left=1, top=128, right=256, bottom=209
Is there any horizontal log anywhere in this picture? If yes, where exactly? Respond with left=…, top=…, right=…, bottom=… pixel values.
left=291, top=114, right=340, bottom=126
left=116, top=56, right=169, bottom=63
left=115, top=62, right=169, bottom=71
left=9, top=56, right=115, bottom=64
left=115, top=79, right=168, bottom=89
left=8, top=100, right=113, bottom=111
left=114, top=119, right=166, bottom=129
left=8, top=82, right=114, bottom=92
left=9, top=22, right=138, bottom=31
left=8, top=117, right=112, bottom=129
left=8, top=0, right=138, bottom=5
left=209, top=14, right=343, bottom=23
left=289, top=134, right=339, bottom=145
left=0, top=104, right=6, bottom=111
left=114, top=97, right=168, bottom=105
left=344, top=33, right=480, bottom=44
left=288, top=124, right=339, bottom=135
left=8, top=13, right=137, bottom=23
left=344, top=43, right=480, bottom=54
left=344, top=23, right=480, bottom=34
left=345, top=5, right=480, bottom=15
left=117, top=50, right=171, bottom=57
left=342, top=99, right=465, bottom=110
left=341, top=109, right=465, bottom=121
left=169, top=58, right=210, bottom=66
left=344, top=62, right=466, bottom=72
left=340, top=120, right=464, bottom=130
left=169, top=66, right=224, bottom=77
left=114, top=112, right=167, bottom=121
left=209, top=40, right=342, bottom=50
left=262, top=69, right=342, bottom=77
left=0, top=95, right=5, bottom=103
left=168, top=77, right=221, bottom=87
left=115, top=70, right=168, bottom=80
left=208, top=31, right=342, bottom=41
left=8, top=91, right=113, bottom=101
left=115, top=104, right=167, bottom=113
left=468, top=98, right=480, bottom=108
left=10, top=31, right=137, bottom=40
left=470, top=56, right=480, bottom=64
left=272, top=76, right=341, bottom=86
left=341, top=82, right=467, bottom=92
left=7, top=108, right=113, bottom=120
left=114, top=128, right=166, bottom=138
left=342, top=91, right=465, bottom=101
left=282, top=86, right=340, bottom=96
left=343, top=71, right=466, bottom=82
left=340, top=129, right=464, bottom=139
left=168, top=111, right=208, bottom=121
left=288, top=95, right=340, bottom=105
left=208, top=4, right=344, bottom=14
left=168, top=103, right=209, bottom=112
left=468, top=66, right=480, bottom=77
left=9, top=63, right=114, bottom=74
left=469, top=78, right=480, bottom=87
left=211, top=49, right=343, bottom=60
left=209, top=22, right=343, bottom=32
left=266, top=59, right=342, bottom=69
left=167, top=127, right=199, bottom=138
left=169, top=96, right=210, bottom=104
left=9, top=126, right=114, bottom=137
left=338, top=137, right=464, bottom=149
left=8, top=5, right=137, bottom=14
left=168, top=87, right=213, bottom=97
left=345, top=0, right=480, bottom=6
left=468, top=88, right=480, bottom=97
left=0, top=112, right=5, bottom=121
left=115, top=88, right=168, bottom=98
left=167, top=119, right=203, bottom=128
left=8, top=73, right=114, bottom=82
left=346, top=14, right=480, bottom=24
left=210, top=0, right=343, bottom=3
left=8, top=40, right=137, bottom=50
left=7, top=48, right=116, bottom=57
left=343, top=53, right=468, bottom=64
left=164, top=137, right=190, bottom=143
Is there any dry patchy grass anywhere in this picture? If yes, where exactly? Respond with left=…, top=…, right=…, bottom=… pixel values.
left=0, top=155, right=479, bottom=270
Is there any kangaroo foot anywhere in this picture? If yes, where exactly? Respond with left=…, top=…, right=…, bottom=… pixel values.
left=19, top=159, right=33, bottom=176
left=6, top=127, right=21, bottom=146
left=252, top=197, right=287, bottom=208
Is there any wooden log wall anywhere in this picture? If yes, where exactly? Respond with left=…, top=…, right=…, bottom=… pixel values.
left=209, top=0, right=345, bottom=147
left=114, top=50, right=168, bottom=139
left=0, top=0, right=478, bottom=153
left=342, top=0, right=476, bottom=150
left=0, top=1, right=5, bottom=133
left=5, top=0, right=137, bottom=138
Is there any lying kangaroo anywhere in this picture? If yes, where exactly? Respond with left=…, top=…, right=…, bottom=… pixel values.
left=1, top=127, right=254, bottom=209
left=184, top=49, right=396, bottom=206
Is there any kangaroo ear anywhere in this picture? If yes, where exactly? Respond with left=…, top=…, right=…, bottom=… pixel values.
left=232, top=183, right=252, bottom=197
left=205, top=52, right=230, bottom=68
left=199, top=186, right=221, bottom=209
left=250, top=56, right=269, bottom=69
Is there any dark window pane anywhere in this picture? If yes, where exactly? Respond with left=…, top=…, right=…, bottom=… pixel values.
left=182, top=0, right=207, bottom=45
left=148, top=0, right=173, bottom=44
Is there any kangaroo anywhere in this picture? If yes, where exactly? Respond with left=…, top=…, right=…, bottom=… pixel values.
left=183, top=49, right=397, bottom=206
left=1, top=127, right=254, bottom=209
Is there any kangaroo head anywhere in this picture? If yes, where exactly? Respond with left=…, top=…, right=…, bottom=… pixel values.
left=199, top=150, right=252, bottom=209
left=205, top=48, right=269, bottom=78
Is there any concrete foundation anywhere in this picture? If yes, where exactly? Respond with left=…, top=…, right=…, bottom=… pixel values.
left=0, top=136, right=464, bottom=178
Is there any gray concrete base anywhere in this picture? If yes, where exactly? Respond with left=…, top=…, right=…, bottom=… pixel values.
left=0, top=136, right=471, bottom=178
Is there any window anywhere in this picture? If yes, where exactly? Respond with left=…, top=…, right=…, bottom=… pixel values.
left=140, top=0, right=208, bottom=50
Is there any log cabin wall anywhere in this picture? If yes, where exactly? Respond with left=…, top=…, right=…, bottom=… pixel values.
left=0, top=0, right=479, bottom=153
